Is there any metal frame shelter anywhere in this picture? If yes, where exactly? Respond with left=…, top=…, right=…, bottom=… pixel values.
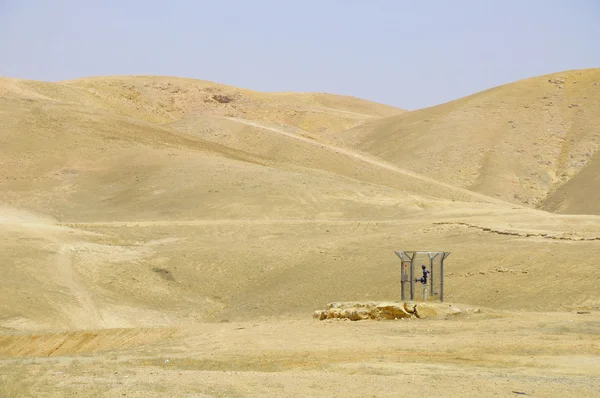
left=394, top=251, right=450, bottom=302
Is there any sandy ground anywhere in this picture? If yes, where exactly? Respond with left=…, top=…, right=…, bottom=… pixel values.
left=2, top=73, right=600, bottom=397
left=1, top=311, right=599, bottom=397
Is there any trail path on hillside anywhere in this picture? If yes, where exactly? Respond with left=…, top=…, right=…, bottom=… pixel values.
left=60, top=219, right=408, bottom=228
left=225, top=117, right=514, bottom=206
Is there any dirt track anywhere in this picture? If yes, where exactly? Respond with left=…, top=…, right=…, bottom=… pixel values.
left=226, top=117, right=512, bottom=206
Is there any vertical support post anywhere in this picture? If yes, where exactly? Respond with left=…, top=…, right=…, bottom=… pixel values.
left=410, top=256, right=415, bottom=301
left=430, top=257, right=434, bottom=298
left=401, top=267, right=405, bottom=301
left=440, top=252, right=450, bottom=303
left=428, top=253, right=439, bottom=299
left=395, top=251, right=409, bottom=301
left=401, top=261, right=410, bottom=300
left=440, top=257, right=444, bottom=303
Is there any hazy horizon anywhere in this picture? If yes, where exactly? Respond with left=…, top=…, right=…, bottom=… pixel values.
left=1, top=0, right=598, bottom=109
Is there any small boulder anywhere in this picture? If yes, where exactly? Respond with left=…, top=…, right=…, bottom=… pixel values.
left=414, top=303, right=442, bottom=319
left=375, top=302, right=411, bottom=320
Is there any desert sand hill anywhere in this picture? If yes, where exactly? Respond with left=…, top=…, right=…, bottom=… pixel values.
left=329, top=69, right=600, bottom=213
left=58, top=75, right=406, bottom=132
left=1, top=73, right=600, bottom=397
left=0, top=75, right=512, bottom=331
left=2, top=72, right=600, bottom=330
left=0, top=76, right=504, bottom=224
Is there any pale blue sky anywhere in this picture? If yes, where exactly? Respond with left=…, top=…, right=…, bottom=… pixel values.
left=0, top=0, right=598, bottom=109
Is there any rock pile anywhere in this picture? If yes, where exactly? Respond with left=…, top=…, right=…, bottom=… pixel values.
left=313, top=301, right=462, bottom=321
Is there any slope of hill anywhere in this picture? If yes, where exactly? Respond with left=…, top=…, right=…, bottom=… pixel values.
left=166, top=114, right=510, bottom=205
left=330, top=69, right=600, bottom=212
left=542, top=148, right=600, bottom=214
left=0, top=77, right=488, bottom=225
left=1, top=73, right=600, bottom=334
left=59, top=76, right=406, bottom=133
left=0, top=75, right=470, bottom=330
